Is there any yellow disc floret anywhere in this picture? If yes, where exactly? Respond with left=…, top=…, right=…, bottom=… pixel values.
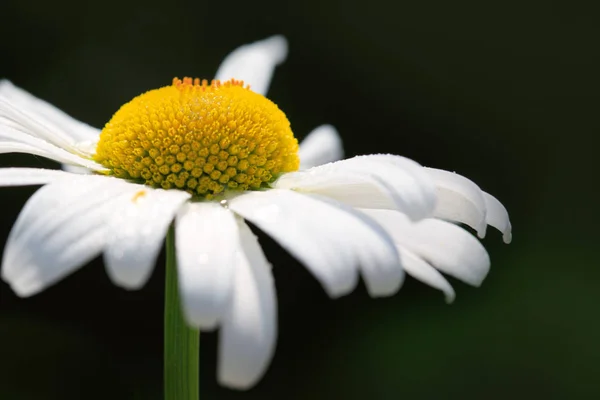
left=94, top=77, right=299, bottom=198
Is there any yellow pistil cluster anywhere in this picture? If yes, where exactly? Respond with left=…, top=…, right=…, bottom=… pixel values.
left=94, top=77, right=299, bottom=198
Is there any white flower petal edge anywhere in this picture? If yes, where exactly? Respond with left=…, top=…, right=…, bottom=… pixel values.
left=483, top=192, right=512, bottom=244
left=0, top=167, right=78, bottom=186
left=218, top=221, right=276, bottom=390
left=0, top=82, right=105, bottom=172
left=361, top=208, right=490, bottom=287
left=104, top=188, right=191, bottom=290
left=275, top=154, right=436, bottom=221
left=215, top=35, right=288, bottom=96
left=0, top=124, right=105, bottom=170
left=229, top=189, right=402, bottom=298
left=311, top=194, right=406, bottom=296
left=1, top=175, right=138, bottom=296
left=0, top=80, right=101, bottom=143
left=176, top=202, right=240, bottom=329
left=0, top=89, right=97, bottom=157
left=298, top=124, right=344, bottom=169
left=397, top=247, right=456, bottom=303
left=62, top=164, right=94, bottom=175
left=425, top=167, right=512, bottom=242
left=424, top=167, right=487, bottom=238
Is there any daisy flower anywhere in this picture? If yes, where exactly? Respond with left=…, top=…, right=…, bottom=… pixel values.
left=0, top=35, right=511, bottom=389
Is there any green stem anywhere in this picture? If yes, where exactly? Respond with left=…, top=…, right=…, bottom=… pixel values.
left=164, top=226, right=199, bottom=400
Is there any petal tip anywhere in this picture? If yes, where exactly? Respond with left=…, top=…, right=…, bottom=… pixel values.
left=8, top=274, right=42, bottom=298
left=0, top=79, right=12, bottom=92
left=444, top=291, right=456, bottom=304
left=218, top=373, right=261, bottom=391
left=298, top=124, right=344, bottom=169
left=477, top=222, right=488, bottom=239
left=470, top=274, right=487, bottom=288
left=181, top=306, right=218, bottom=331
left=263, top=35, right=288, bottom=64
left=364, top=266, right=405, bottom=298
left=104, top=266, right=147, bottom=291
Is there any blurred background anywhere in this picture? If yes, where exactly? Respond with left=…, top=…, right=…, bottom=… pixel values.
left=0, top=0, right=598, bottom=399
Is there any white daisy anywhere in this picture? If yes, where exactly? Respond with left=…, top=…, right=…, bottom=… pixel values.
left=0, top=35, right=511, bottom=389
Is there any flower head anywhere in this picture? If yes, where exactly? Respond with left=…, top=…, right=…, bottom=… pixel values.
left=0, top=35, right=511, bottom=389
left=95, top=77, right=299, bottom=196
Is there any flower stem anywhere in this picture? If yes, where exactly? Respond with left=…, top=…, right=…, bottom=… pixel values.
left=164, top=226, right=199, bottom=400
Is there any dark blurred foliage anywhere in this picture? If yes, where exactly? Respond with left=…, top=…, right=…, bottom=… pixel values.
left=0, top=0, right=598, bottom=399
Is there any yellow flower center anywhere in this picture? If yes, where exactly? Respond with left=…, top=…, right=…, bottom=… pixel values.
left=94, top=77, right=299, bottom=198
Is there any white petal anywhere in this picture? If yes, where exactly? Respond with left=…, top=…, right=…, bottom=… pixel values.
left=425, top=167, right=488, bottom=237
left=298, top=124, right=344, bottom=169
left=214, top=35, right=288, bottom=96
left=62, top=164, right=93, bottom=175
left=361, top=208, right=490, bottom=287
left=0, top=80, right=100, bottom=143
left=483, top=192, right=512, bottom=244
left=397, top=247, right=455, bottom=303
left=0, top=125, right=106, bottom=170
left=0, top=167, right=78, bottom=186
left=229, top=189, right=402, bottom=298
left=275, top=154, right=436, bottom=221
left=176, top=202, right=239, bottom=329
left=0, top=98, right=73, bottom=150
left=104, top=188, right=190, bottom=289
left=276, top=168, right=397, bottom=209
left=218, top=221, right=277, bottom=390
left=1, top=175, right=136, bottom=296
left=0, top=141, right=65, bottom=163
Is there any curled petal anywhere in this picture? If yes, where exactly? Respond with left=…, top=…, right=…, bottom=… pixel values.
left=104, top=188, right=190, bottom=289
left=275, top=154, right=436, bottom=221
left=298, top=124, right=344, bottom=169
left=218, top=221, right=277, bottom=390
left=176, top=202, right=239, bottom=329
left=215, top=35, right=288, bottom=96
left=425, top=167, right=512, bottom=241
left=361, top=208, right=490, bottom=287
left=483, top=192, right=512, bottom=243
left=425, top=168, right=488, bottom=237
left=2, top=175, right=136, bottom=296
left=229, top=189, right=401, bottom=298
left=396, top=247, right=455, bottom=303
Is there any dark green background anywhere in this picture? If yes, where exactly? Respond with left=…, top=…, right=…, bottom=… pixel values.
left=0, top=0, right=598, bottom=399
